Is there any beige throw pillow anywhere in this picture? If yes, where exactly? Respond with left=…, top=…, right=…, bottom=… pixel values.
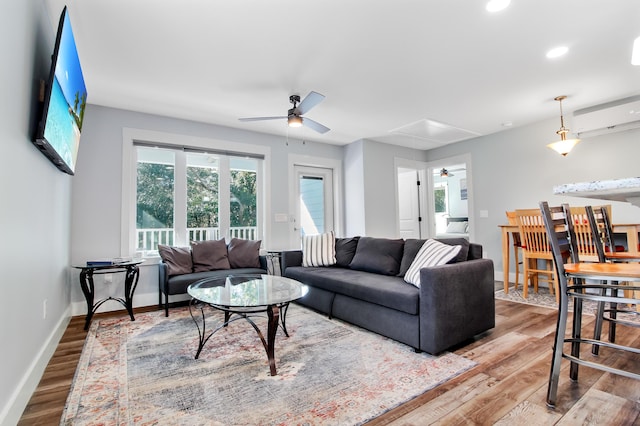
left=302, top=232, right=337, bottom=267
left=404, top=239, right=461, bottom=287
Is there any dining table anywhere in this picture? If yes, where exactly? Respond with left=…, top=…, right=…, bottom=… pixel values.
left=499, top=223, right=519, bottom=293
left=498, top=222, right=640, bottom=294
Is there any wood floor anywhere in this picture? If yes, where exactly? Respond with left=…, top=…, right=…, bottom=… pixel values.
left=18, top=297, right=640, bottom=425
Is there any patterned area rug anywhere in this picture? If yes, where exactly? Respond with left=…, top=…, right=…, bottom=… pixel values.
left=495, top=286, right=639, bottom=323
left=61, top=304, right=476, bottom=425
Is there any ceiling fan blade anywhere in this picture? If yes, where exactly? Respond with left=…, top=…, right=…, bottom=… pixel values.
left=238, top=116, right=287, bottom=122
left=302, top=117, right=330, bottom=134
left=296, top=91, right=325, bottom=115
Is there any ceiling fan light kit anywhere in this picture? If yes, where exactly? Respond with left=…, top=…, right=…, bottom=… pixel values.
left=288, top=116, right=303, bottom=127
left=547, top=95, right=580, bottom=156
left=239, top=91, right=330, bottom=134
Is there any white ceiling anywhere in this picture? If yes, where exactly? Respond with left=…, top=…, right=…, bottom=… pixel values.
left=45, top=0, right=640, bottom=150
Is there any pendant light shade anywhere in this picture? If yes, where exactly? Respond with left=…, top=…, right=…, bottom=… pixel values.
left=547, top=95, right=580, bottom=156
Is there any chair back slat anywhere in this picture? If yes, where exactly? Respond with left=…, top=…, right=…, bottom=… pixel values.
left=539, top=202, right=580, bottom=285
left=585, top=206, right=608, bottom=263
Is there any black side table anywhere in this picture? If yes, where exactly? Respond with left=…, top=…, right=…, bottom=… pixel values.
left=74, top=260, right=144, bottom=330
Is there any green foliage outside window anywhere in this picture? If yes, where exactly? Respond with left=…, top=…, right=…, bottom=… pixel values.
left=230, top=170, right=257, bottom=226
left=434, top=187, right=446, bottom=213
left=187, top=166, right=219, bottom=228
left=136, top=163, right=257, bottom=229
left=136, top=163, right=174, bottom=228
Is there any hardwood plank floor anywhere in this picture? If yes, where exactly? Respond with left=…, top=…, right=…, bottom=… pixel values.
left=18, top=298, right=640, bottom=425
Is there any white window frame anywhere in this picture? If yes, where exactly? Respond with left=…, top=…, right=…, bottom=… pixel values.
left=121, top=128, right=271, bottom=257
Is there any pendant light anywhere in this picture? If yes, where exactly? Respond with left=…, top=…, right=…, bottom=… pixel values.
left=547, top=95, right=580, bottom=156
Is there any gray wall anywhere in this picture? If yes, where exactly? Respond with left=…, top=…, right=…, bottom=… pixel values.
left=1, top=2, right=74, bottom=423
left=344, top=139, right=430, bottom=237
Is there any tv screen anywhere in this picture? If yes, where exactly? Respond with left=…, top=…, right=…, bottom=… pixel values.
left=34, top=6, right=87, bottom=175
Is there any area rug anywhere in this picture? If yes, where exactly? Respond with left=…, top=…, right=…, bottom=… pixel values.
left=61, top=305, right=476, bottom=425
left=495, top=286, right=639, bottom=323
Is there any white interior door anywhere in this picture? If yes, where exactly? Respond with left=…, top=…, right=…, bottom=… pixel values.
left=397, top=168, right=422, bottom=238
left=292, top=166, right=334, bottom=246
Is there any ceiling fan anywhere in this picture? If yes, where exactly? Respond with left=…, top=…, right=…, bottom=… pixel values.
left=239, top=91, right=330, bottom=134
left=439, top=168, right=453, bottom=177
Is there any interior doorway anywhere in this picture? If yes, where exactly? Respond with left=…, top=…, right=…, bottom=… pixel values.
left=426, top=155, right=472, bottom=240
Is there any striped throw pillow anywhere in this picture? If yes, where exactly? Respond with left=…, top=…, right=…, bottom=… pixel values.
left=404, top=239, right=461, bottom=287
left=302, top=232, right=337, bottom=267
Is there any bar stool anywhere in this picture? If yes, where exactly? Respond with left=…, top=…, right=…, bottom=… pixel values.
left=585, top=205, right=640, bottom=355
left=539, top=201, right=640, bottom=408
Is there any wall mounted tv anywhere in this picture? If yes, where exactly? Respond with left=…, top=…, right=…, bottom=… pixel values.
left=34, top=6, right=87, bottom=175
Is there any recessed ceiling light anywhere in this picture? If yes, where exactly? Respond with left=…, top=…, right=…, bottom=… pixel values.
left=546, top=46, right=568, bottom=59
left=486, top=0, right=510, bottom=12
left=632, top=36, right=640, bottom=65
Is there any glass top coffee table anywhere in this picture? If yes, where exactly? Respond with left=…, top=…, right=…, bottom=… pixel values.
left=187, top=274, right=308, bottom=376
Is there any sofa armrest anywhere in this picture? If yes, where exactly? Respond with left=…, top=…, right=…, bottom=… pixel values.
left=158, top=262, right=169, bottom=314
left=419, top=258, right=495, bottom=354
left=259, top=255, right=268, bottom=271
left=280, top=250, right=303, bottom=275
left=158, top=262, right=169, bottom=291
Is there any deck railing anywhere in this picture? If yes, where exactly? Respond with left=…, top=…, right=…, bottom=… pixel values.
left=137, top=226, right=258, bottom=251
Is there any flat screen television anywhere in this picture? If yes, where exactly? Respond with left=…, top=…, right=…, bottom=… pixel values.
left=34, top=6, right=87, bottom=175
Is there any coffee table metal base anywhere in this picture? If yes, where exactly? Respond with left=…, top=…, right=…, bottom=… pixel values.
left=189, top=299, right=290, bottom=376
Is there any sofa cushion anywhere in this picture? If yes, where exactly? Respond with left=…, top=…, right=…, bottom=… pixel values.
left=191, top=239, right=230, bottom=272
left=158, top=245, right=193, bottom=276
left=398, top=239, right=425, bottom=277
left=404, top=239, right=462, bottom=287
left=228, top=238, right=261, bottom=268
left=285, top=266, right=419, bottom=315
left=167, top=267, right=267, bottom=296
left=335, top=236, right=359, bottom=267
left=349, top=237, right=405, bottom=276
left=435, top=238, right=470, bottom=263
left=302, top=231, right=337, bottom=267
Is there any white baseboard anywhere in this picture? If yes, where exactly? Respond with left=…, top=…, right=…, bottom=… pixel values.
left=0, top=307, right=71, bottom=426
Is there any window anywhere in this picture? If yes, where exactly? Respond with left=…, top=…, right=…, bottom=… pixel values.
left=434, top=184, right=447, bottom=213
left=135, top=145, right=261, bottom=254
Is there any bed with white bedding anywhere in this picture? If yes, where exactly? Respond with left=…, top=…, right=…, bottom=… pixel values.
left=436, top=217, right=469, bottom=240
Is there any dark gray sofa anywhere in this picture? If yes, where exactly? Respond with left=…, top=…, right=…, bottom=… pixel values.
left=158, top=238, right=268, bottom=316
left=281, top=237, right=495, bottom=354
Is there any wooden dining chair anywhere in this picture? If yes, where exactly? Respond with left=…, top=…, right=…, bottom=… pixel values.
left=539, top=201, right=640, bottom=408
left=568, top=206, right=601, bottom=262
left=514, top=208, right=557, bottom=300
left=505, top=211, right=524, bottom=290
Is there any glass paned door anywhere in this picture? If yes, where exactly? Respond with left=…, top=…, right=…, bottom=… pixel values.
left=294, top=166, right=334, bottom=241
